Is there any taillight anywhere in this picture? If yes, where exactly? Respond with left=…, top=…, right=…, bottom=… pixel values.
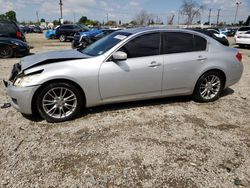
left=16, top=31, right=22, bottom=38
left=236, top=52, right=242, bottom=62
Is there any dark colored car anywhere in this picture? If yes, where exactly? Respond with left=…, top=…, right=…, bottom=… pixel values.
left=227, top=28, right=237, bottom=36
left=0, top=37, right=30, bottom=58
left=55, top=24, right=90, bottom=42
left=0, top=20, right=26, bottom=41
left=33, top=26, right=43, bottom=33
left=187, top=28, right=229, bottom=46
left=72, top=29, right=119, bottom=49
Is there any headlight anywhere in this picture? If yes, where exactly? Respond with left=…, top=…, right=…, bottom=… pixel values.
left=14, top=73, right=41, bottom=87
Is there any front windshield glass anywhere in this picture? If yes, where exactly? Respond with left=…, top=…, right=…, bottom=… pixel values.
left=81, top=32, right=132, bottom=56
left=79, top=24, right=90, bottom=31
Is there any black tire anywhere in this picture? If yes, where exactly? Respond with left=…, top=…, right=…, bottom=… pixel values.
left=193, top=71, right=224, bottom=103
left=59, top=34, right=67, bottom=42
left=36, top=82, right=83, bottom=123
left=0, top=45, right=14, bottom=58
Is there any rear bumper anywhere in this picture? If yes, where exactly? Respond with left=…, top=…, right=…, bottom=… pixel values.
left=4, top=80, right=40, bottom=114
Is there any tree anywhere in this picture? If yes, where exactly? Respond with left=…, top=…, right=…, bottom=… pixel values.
left=5, top=10, right=17, bottom=22
left=0, top=14, right=6, bottom=20
left=106, top=20, right=117, bottom=26
left=180, top=0, right=205, bottom=25
left=134, top=10, right=152, bottom=26
left=41, top=18, right=46, bottom=22
left=79, top=16, right=88, bottom=24
left=53, top=19, right=60, bottom=26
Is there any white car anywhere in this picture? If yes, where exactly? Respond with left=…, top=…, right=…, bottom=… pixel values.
left=207, top=29, right=227, bottom=39
left=235, top=26, right=250, bottom=36
left=235, top=30, right=250, bottom=47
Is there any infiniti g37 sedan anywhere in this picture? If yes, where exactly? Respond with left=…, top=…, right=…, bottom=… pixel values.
left=4, top=28, right=243, bottom=122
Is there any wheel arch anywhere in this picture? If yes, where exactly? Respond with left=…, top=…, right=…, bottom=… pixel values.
left=31, top=78, right=86, bottom=115
left=193, top=68, right=227, bottom=93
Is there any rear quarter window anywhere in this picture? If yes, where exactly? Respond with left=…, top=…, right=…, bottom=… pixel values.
left=0, top=22, right=17, bottom=34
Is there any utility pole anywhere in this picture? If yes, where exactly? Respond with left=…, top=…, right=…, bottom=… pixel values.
left=234, top=2, right=242, bottom=25
left=106, top=13, right=109, bottom=24
left=216, top=9, right=221, bottom=26
left=36, top=11, right=39, bottom=23
left=59, top=0, right=63, bottom=20
left=208, top=8, right=211, bottom=25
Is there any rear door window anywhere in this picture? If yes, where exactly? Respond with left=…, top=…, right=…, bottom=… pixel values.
left=162, top=32, right=206, bottom=54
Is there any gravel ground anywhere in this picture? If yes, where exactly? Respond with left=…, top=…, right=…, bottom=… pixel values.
left=0, top=34, right=250, bottom=188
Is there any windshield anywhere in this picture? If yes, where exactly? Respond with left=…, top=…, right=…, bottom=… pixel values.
left=79, top=24, right=90, bottom=31
left=81, top=31, right=132, bottom=56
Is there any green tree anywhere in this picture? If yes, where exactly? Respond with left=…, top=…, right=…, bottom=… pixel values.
left=53, top=19, right=60, bottom=26
left=106, top=20, right=117, bottom=26
left=5, top=10, right=17, bottom=22
left=79, top=16, right=88, bottom=24
left=0, top=14, right=7, bottom=20
left=41, top=18, right=46, bottom=22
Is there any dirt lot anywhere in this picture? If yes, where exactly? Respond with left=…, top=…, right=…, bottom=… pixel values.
left=0, top=34, right=250, bottom=188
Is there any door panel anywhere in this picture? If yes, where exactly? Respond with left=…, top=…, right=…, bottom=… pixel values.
left=162, top=52, right=207, bottom=94
left=99, top=56, right=163, bottom=100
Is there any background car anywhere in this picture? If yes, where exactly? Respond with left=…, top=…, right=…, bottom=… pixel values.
left=4, top=28, right=243, bottom=122
left=55, top=24, right=90, bottom=42
left=227, top=28, right=237, bottom=36
left=235, top=30, right=250, bottom=48
left=33, top=26, right=43, bottom=33
left=72, top=28, right=119, bottom=49
left=187, top=28, right=229, bottom=46
left=0, top=20, right=26, bottom=41
left=235, top=26, right=250, bottom=36
left=207, top=28, right=227, bottom=39
left=0, top=37, right=30, bottom=58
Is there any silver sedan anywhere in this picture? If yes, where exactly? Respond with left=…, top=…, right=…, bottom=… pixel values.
left=4, top=28, right=243, bottom=122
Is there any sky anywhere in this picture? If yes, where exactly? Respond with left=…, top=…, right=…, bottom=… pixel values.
left=0, top=0, right=249, bottom=24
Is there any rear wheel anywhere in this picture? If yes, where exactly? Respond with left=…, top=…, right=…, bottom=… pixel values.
left=59, top=34, right=67, bottom=42
left=0, top=45, right=13, bottom=58
left=193, top=71, right=224, bottom=103
left=36, top=82, right=83, bottom=122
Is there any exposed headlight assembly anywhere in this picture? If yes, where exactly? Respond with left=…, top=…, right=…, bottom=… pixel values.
left=13, top=70, right=43, bottom=87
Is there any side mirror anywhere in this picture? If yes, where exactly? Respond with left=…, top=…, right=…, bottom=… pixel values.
left=112, top=51, right=127, bottom=61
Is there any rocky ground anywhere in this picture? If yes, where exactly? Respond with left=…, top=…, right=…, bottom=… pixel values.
left=0, top=34, right=249, bottom=188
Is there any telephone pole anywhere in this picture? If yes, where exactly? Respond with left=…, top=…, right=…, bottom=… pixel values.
left=234, top=2, right=242, bottom=25
left=208, top=8, right=211, bottom=25
left=216, top=9, right=221, bottom=26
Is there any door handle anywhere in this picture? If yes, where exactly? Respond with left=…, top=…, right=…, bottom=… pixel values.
left=148, top=61, right=161, bottom=67
left=196, top=56, right=207, bottom=61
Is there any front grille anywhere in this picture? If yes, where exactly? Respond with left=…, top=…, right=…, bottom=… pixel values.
left=9, top=63, right=21, bottom=82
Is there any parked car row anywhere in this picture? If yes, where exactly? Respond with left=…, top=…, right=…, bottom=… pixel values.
left=20, top=25, right=43, bottom=33
left=0, top=20, right=30, bottom=58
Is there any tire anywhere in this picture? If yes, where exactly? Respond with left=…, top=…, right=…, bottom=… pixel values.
left=193, top=71, right=224, bottom=103
left=36, top=82, right=83, bottom=123
left=59, top=34, right=67, bottom=42
left=0, top=45, right=14, bottom=58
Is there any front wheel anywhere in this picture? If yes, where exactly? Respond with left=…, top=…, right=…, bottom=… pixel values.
left=193, top=71, right=224, bottom=103
left=36, top=82, right=83, bottom=122
left=59, top=34, right=67, bottom=42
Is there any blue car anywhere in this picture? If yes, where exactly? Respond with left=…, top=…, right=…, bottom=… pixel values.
left=45, top=29, right=57, bottom=39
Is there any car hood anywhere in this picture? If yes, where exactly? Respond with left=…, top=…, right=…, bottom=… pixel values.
left=21, top=49, right=89, bottom=70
